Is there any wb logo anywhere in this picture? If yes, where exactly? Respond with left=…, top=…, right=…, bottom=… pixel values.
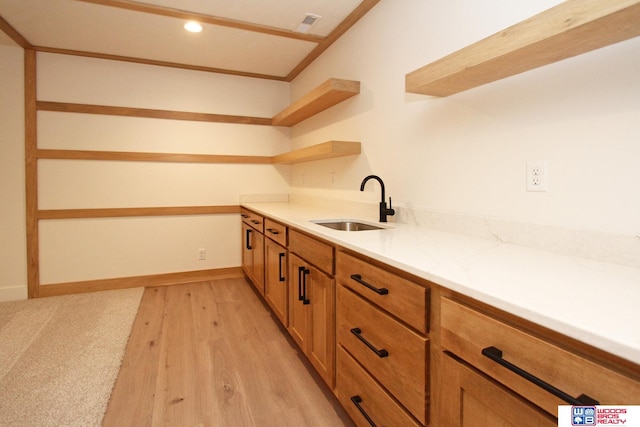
left=572, top=406, right=596, bottom=426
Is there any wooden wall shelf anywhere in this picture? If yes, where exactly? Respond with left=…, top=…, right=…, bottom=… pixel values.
left=405, top=0, right=640, bottom=97
left=37, top=149, right=272, bottom=164
left=37, top=142, right=361, bottom=166
left=272, top=78, right=360, bottom=126
left=272, top=141, right=361, bottom=164
left=37, top=205, right=240, bottom=220
left=37, top=101, right=272, bottom=125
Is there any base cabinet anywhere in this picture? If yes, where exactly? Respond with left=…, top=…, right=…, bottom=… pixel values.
left=440, top=353, right=556, bottom=426
left=336, top=250, right=429, bottom=425
left=288, top=252, right=335, bottom=389
left=337, top=346, right=421, bottom=427
left=241, top=221, right=264, bottom=294
left=264, top=237, right=288, bottom=326
left=439, top=296, right=640, bottom=426
left=241, top=208, right=640, bottom=427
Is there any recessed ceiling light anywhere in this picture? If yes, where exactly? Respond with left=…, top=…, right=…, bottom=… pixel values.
left=184, top=21, right=203, bottom=33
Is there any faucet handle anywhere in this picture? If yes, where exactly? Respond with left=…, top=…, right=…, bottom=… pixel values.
left=387, top=197, right=395, bottom=216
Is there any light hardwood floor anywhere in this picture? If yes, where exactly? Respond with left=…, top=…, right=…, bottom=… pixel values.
left=103, top=279, right=354, bottom=426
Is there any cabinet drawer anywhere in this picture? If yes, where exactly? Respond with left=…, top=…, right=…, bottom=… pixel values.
left=441, top=297, right=640, bottom=416
left=264, top=218, right=287, bottom=247
left=337, top=285, right=428, bottom=424
left=240, top=208, right=264, bottom=233
left=337, top=251, right=428, bottom=333
left=337, top=347, right=421, bottom=427
left=440, top=352, right=556, bottom=426
left=289, top=229, right=333, bottom=274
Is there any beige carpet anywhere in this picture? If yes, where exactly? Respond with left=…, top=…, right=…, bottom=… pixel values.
left=0, top=287, right=143, bottom=426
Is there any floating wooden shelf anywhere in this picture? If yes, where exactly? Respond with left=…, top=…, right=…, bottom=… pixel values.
left=37, top=149, right=272, bottom=164
left=37, top=142, right=361, bottom=166
left=272, top=78, right=360, bottom=126
left=272, top=141, right=361, bottom=164
left=405, top=0, right=640, bottom=97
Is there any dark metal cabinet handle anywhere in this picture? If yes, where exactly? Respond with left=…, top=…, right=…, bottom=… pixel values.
left=481, top=346, right=599, bottom=405
left=351, top=395, right=376, bottom=427
left=302, top=268, right=310, bottom=305
left=250, top=219, right=261, bottom=225
left=266, top=228, right=279, bottom=235
left=350, top=396, right=377, bottom=427
left=350, top=274, right=389, bottom=295
left=298, top=266, right=305, bottom=301
left=245, top=229, right=252, bottom=250
left=241, top=214, right=249, bottom=219
left=278, top=253, right=285, bottom=282
left=350, top=328, right=389, bottom=358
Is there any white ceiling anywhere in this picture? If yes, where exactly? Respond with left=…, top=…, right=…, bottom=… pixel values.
left=0, top=0, right=379, bottom=80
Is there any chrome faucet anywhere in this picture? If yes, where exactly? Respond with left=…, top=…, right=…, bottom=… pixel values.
left=360, top=175, right=395, bottom=222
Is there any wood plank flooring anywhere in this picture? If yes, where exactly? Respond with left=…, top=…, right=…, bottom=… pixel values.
left=103, top=279, right=354, bottom=426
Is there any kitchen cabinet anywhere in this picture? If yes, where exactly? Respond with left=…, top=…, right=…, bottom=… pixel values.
left=405, top=0, right=640, bottom=96
left=263, top=219, right=288, bottom=326
left=241, top=208, right=264, bottom=295
left=439, top=296, right=640, bottom=425
left=337, top=346, right=422, bottom=427
left=440, top=353, right=556, bottom=426
left=335, top=250, right=430, bottom=426
left=240, top=205, right=640, bottom=427
left=288, top=229, right=336, bottom=389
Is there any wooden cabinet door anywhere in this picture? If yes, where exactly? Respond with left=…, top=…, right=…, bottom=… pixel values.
left=252, top=231, right=264, bottom=294
left=264, top=238, right=287, bottom=326
left=288, top=253, right=335, bottom=388
left=288, top=254, right=309, bottom=351
left=241, top=222, right=264, bottom=295
left=440, top=353, right=556, bottom=427
left=307, top=265, right=335, bottom=388
left=241, top=222, right=253, bottom=277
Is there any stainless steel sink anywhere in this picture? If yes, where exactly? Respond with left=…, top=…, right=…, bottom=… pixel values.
left=311, top=219, right=387, bottom=231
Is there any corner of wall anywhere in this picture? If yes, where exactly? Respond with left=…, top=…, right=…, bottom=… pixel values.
left=0, top=44, right=28, bottom=301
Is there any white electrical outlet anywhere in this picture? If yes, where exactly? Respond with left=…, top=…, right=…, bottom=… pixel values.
left=197, top=248, right=206, bottom=260
left=526, top=161, right=548, bottom=192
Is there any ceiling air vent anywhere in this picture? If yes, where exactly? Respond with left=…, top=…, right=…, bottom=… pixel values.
left=296, top=13, right=321, bottom=33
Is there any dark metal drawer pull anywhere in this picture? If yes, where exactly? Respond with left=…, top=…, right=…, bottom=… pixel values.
left=245, top=229, right=252, bottom=250
left=298, top=266, right=305, bottom=301
left=297, top=266, right=310, bottom=304
left=350, top=396, right=377, bottom=427
left=250, top=219, right=261, bottom=225
left=350, top=274, right=389, bottom=295
left=481, top=346, right=599, bottom=405
left=241, top=214, right=249, bottom=219
left=266, top=228, right=279, bottom=235
left=278, top=253, right=285, bottom=282
left=351, top=328, right=389, bottom=358
left=302, top=268, right=310, bottom=305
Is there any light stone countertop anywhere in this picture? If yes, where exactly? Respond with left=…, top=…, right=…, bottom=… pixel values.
left=242, top=201, right=640, bottom=365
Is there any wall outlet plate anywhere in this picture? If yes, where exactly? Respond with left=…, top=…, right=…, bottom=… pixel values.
left=527, top=161, right=548, bottom=192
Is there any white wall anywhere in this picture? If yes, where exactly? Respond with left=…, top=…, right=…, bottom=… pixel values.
left=289, top=0, right=640, bottom=236
left=3, top=1, right=639, bottom=298
left=36, top=53, right=291, bottom=285
left=0, top=44, right=27, bottom=300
